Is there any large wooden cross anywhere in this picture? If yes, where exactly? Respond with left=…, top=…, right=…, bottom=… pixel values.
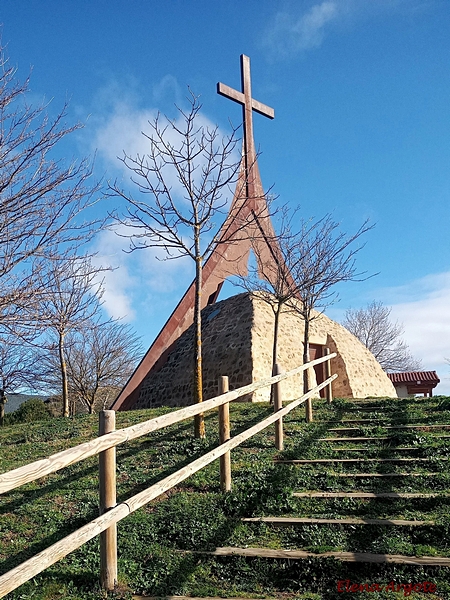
left=112, top=55, right=282, bottom=411
left=218, top=54, right=274, bottom=192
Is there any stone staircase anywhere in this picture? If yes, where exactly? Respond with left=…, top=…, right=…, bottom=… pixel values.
left=136, top=396, right=450, bottom=599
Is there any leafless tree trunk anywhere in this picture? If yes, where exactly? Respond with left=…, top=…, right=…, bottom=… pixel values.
left=57, top=332, right=69, bottom=417
left=30, top=253, right=107, bottom=417
left=238, top=209, right=374, bottom=414
left=233, top=207, right=305, bottom=392
left=110, top=91, right=249, bottom=438
left=0, top=390, right=6, bottom=427
left=39, top=319, right=142, bottom=415
left=193, top=251, right=204, bottom=437
left=287, top=216, right=374, bottom=420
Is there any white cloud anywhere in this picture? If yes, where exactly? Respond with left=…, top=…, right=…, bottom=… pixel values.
left=263, top=1, right=339, bottom=56
left=328, top=271, right=450, bottom=394
left=91, top=86, right=239, bottom=208
left=91, top=227, right=138, bottom=322
left=91, top=225, right=194, bottom=323
left=262, top=0, right=427, bottom=58
left=92, top=103, right=158, bottom=177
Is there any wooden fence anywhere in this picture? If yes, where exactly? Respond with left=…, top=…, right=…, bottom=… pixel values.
left=0, top=353, right=337, bottom=597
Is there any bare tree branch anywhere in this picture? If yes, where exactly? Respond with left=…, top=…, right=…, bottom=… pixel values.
left=342, top=301, right=423, bottom=372
left=0, top=43, right=106, bottom=327
left=0, top=328, right=43, bottom=425
left=28, top=252, right=107, bottom=416
left=40, top=319, right=143, bottom=415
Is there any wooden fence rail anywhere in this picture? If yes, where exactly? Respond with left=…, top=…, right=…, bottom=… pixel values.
left=0, top=353, right=336, bottom=597
left=0, top=353, right=334, bottom=496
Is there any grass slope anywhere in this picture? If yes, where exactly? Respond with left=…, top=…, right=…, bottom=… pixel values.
left=0, top=397, right=449, bottom=599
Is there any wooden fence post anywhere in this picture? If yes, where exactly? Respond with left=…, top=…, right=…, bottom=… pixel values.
left=324, top=347, right=333, bottom=404
left=305, top=365, right=313, bottom=422
left=273, top=364, right=284, bottom=451
left=218, top=376, right=231, bottom=491
left=99, top=410, right=118, bottom=591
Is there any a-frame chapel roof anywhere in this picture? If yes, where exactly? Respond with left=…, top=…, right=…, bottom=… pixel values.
left=112, top=55, right=285, bottom=411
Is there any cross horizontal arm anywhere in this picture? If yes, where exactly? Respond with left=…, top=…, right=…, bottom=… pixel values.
left=217, top=82, right=244, bottom=105
left=252, top=98, right=275, bottom=119
left=217, top=82, right=275, bottom=119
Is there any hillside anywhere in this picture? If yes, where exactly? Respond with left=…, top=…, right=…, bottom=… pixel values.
left=1, top=397, right=450, bottom=599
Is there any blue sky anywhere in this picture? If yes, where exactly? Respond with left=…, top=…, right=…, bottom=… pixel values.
left=2, top=0, right=450, bottom=393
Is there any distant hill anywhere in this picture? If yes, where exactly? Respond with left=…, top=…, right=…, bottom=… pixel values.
left=3, top=393, right=49, bottom=414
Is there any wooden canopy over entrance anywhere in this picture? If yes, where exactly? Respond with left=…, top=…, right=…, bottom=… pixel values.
left=112, top=55, right=283, bottom=411
left=387, top=371, right=440, bottom=397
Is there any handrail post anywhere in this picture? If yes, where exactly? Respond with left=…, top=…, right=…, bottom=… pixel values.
left=273, top=364, right=284, bottom=451
left=324, top=347, right=333, bottom=404
left=99, top=410, right=118, bottom=591
left=218, top=376, right=231, bottom=491
left=305, top=365, right=313, bottom=422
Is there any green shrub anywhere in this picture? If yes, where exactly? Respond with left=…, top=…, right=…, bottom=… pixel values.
left=6, top=397, right=52, bottom=424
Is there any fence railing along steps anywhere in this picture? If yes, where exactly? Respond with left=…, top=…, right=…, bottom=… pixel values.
left=0, top=352, right=336, bottom=597
left=3, top=373, right=450, bottom=596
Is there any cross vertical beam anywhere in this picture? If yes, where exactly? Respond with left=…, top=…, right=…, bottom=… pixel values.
left=217, top=54, right=274, bottom=203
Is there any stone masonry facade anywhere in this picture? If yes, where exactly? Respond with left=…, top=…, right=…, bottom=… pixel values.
left=135, top=292, right=396, bottom=409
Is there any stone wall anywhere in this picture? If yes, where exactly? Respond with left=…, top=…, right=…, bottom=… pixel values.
left=135, top=292, right=396, bottom=409
left=136, top=293, right=255, bottom=409
left=249, top=294, right=396, bottom=402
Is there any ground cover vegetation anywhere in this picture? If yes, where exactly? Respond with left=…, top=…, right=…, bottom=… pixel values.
left=1, top=395, right=450, bottom=599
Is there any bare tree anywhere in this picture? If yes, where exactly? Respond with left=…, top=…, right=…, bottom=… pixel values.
left=234, top=208, right=302, bottom=382
left=31, top=253, right=106, bottom=417
left=110, top=92, right=243, bottom=438
left=284, top=216, right=374, bottom=419
left=236, top=211, right=373, bottom=417
left=57, top=320, right=143, bottom=414
left=0, top=43, right=104, bottom=328
left=342, top=301, right=422, bottom=372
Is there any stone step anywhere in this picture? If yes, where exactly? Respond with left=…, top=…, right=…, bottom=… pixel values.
left=134, top=597, right=269, bottom=600
left=344, top=408, right=393, bottom=412
left=328, top=424, right=450, bottom=432
left=275, top=458, right=438, bottom=464
left=323, top=435, right=450, bottom=442
left=242, top=516, right=434, bottom=526
left=193, top=547, right=450, bottom=566
left=293, top=491, right=444, bottom=498
left=331, top=447, right=418, bottom=451
left=319, top=436, right=393, bottom=442
left=319, top=419, right=441, bottom=424
left=330, top=472, right=436, bottom=478
left=344, top=406, right=433, bottom=412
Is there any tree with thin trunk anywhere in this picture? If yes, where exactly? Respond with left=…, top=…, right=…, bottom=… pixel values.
left=110, top=92, right=243, bottom=438
left=0, top=43, right=104, bottom=330
left=31, top=253, right=106, bottom=417
left=237, top=210, right=373, bottom=414
left=233, top=208, right=302, bottom=396
left=288, top=216, right=374, bottom=419
left=41, top=319, right=143, bottom=414
left=342, top=301, right=422, bottom=372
